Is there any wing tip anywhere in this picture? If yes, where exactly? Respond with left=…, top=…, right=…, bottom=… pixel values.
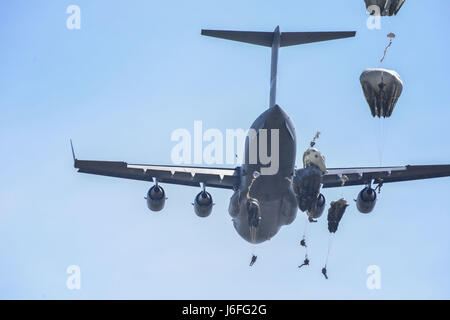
left=70, top=139, right=77, bottom=166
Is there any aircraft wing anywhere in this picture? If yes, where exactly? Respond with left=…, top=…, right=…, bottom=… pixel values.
left=74, top=159, right=240, bottom=190
left=322, top=165, right=450, bottom=188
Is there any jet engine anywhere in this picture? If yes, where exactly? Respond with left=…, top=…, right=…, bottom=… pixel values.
left=146, top=184, right=166, bottom=212
left=356, top=187, right=377, bottom=214
left=194, top=191, right=213, bottom=217
left=307, top=193, right=326, bottom=219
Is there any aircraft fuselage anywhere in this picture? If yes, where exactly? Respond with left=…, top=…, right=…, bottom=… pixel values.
left=228, top=105, right=298, bottom=243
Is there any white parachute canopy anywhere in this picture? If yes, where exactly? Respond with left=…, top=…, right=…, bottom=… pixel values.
left=364, top=0, right=405, bottom=16
left=360, top=68, right=403, bottom=118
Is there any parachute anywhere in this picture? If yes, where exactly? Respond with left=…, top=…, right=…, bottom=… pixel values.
left=303, top=148, right=327, bottom=174
left=322, top=199, right=349, bottom=279
left=327, top=199, right=349, bottom=233
left=294, top=132, right=327, bottom=213
left=381, top=33, right=396, bottom=63
left=364, top=0, right=405, bottom=16
left=360, top=68, right=403, bottom=118
left=296, top=133, right=327, bottom=272
left=293, top=165, right=323, bottom=212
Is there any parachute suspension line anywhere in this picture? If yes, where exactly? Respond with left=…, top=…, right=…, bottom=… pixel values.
left=249, top=171, right=260, bottom=268
left=380, top=39, right=392, bottom=64
left=310, top=131, right=321, bottom=148
left=322, top=233, right=334, bottom=279
left=298, top=215, right=311, bottom=269
left=323, top=199, right=347, bottom=279
left=369, top=115, right=382, bottom=168
left=378, top=69, right=386, bottom=167
left=377, top=115, right=392, bottom=167
left=247, top=171, right=262, bottom=244
left=252, top=242, right=257, bottom=259
left=301, top=214, right=309, bottom=254
left=374, top=116, right=385, bottom=167
left=246, top=171, right=261, bottom=200
left=324, top=233, right=335, bottom=267
left=378, top=117, right=384, bottom=166
left=303, top=214, right=309, bottom=237
left=381, top=118, right=388, bottom=166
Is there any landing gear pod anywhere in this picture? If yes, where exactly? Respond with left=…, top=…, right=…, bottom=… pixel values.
left=146, top=184, right=166, bottom=212
left=194, top=191, right=213, bottom=217
left=364, top=0, right=405, bottom=16
left=356, top=187, right=377, bottom=214
left=360, top=68, right=403, bottom=118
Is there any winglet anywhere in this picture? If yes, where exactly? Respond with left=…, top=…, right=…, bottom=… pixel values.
left=70, top=139, right=76, bottom=164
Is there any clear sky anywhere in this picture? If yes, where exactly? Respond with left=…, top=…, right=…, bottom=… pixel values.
left=1, top=0, right=450, bottom=299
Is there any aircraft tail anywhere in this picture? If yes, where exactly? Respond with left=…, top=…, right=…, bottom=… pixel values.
left=280, top=31, right=356, bottom=47
left=201, top=27, right=356, bottom=108
left=201, top=30, right=274, bottom=47
left=201, top=30, right=356, bottom=47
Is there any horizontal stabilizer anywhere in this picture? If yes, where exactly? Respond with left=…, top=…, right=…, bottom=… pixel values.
left=201, top=30, right=274, bottom=47
left=201, top=26, right=356, bottom=108
left=280, top=31, right=356, bottom=47
left=201, top=29, right=356, bottom=47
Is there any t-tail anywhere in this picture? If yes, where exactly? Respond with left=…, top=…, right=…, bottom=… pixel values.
left=201, top=26, right=356, bottom=108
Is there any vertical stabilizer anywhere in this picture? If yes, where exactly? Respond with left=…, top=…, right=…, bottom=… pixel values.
left=270, top=26, right=280, bottom=108
left=201, top=27, right=356, bottom=108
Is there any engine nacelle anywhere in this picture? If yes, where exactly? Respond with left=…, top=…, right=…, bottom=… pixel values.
left=307, top=193, right=326, bottom=219
left=356, top=187, right=377, bottom=214
left=146, top=185, right=166, bottom=212
left=194, top=191, right=213, bottom=217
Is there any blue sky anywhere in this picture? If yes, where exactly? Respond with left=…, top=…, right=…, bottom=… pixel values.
left=1, top=0, right=450, bottom=299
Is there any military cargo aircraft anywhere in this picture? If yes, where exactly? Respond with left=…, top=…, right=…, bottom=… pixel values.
left=72, top=26, right=450, bottom=244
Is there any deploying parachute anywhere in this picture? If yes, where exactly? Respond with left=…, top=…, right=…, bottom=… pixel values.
left=293, top=132, right=327, bottom=215
left=364, top=0, right=405, bottom=16
left=321, top=198, right=349, bottom=279
left=295, top=133, right=327, bottom=272
left=327, top=199, right=349, bottom=233
left=360, top=68, right=403, bottom=118
left=381, top=33, right=396, bottom=63
left=294, top=165, right=323, bottom=213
